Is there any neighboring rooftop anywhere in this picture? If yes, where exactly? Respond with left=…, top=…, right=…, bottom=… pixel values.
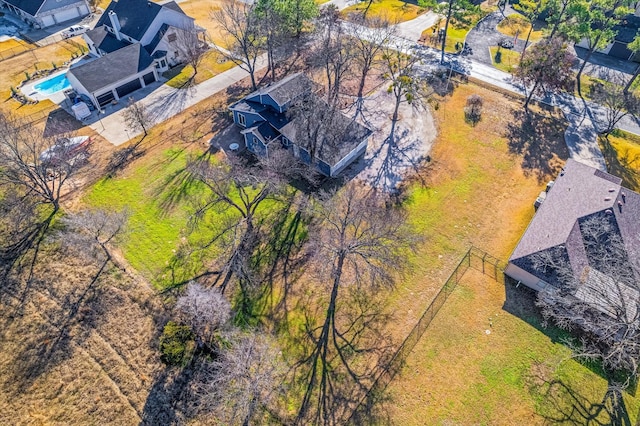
left=4, top=0, right=46, bottom=16
left=95, top=0, right=186, bottom=41
left=245, top=73, right=313, bottom=108
left=68, top=43, right=153, bottom=92
left=510, top=159, right=624, bottom=261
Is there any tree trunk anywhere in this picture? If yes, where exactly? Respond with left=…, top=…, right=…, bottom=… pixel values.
left=440, top=0, right=454, bottom=65
left=524, top=79, right=539, bottom=110
left=362, top=0, right=374, bottom=19
left=519, top=24, right=534, bottom=65
left=392, top=90, right=402, bottom=122
left=576, top=34, right=601, bottom=97
left=548, top=0, right=569, bottom=39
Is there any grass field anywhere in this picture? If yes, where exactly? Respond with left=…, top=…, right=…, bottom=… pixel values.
left=599, top=130, right=640, bottom=191
left=342, top=0, right=426, bottom=23
left=497, top=13, right=544, bottom=43
left=388, top=269, right=640, bottom=424
left=163, top=50, right=235, bottom=88
left=373, top=81, right=597, bottom=423
left=0, top=39, right=87, bottom=117
left=490, top=46, right=521, bottom=73
left=0, top=37, right=34, bottom=59
left=177, top=0, right=238, bottom=46
left=422, top=13, right=487, bottom=53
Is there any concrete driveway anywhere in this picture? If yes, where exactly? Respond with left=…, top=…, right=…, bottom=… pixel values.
left=394, top=11, right=441, bottom=41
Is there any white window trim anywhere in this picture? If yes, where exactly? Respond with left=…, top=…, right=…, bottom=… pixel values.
left=237, top=113, right=246, bottom=126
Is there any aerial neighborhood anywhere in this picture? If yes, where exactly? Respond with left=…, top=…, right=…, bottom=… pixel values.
left=1, top=0, right=640, bottom=422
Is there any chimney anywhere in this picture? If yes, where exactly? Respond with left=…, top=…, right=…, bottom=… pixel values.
left=108, top=10, right=121, bottom=41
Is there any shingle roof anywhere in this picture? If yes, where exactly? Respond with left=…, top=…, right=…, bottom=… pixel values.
left=510, top=159, right=640, bottom=290
left=145, top=23, right=169, bottom=55
left=96, top=0, right=164, bottom=41
left=245, top=73, right=313, bottom=108
left=38, top=0, right=84, bottom=13
left=86, top=26, right=130, bottom=54
left=4, top=0, right=45, bottom=16
left=511, top=159, right=623, bottom=260
left=68, top=43, right=153, bottom=92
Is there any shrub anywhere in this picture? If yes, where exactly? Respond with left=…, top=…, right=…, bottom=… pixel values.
left=464, top=94, right=483, bottom=126
left=159, top=321, right=196, bottom=366
left=494, top=49, right=502, bottom=63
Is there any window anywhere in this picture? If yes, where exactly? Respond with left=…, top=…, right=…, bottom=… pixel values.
left=237, top=113, right=246, bottom=126
left=160, top=59, right=166, bottom=67
left=167, top=33, right=177, bottom=42
left=282, top=136, right=291, bottom=147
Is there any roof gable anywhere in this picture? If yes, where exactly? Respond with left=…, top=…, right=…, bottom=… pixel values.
left=4, top=0, right=46, bottom=16
left=38, top=0, right=85, bottom=13
left=68, top=43, right=153, bottom=92
left=245, top=73, right=313, bottom=110
left=97, top=0, right=164, bottom=41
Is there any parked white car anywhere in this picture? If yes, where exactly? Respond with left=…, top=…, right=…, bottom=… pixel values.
left=61, top=25, right=89, bottom=38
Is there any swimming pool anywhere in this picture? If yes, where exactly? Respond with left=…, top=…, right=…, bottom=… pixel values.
left=34, top=73, right=71, bottom=95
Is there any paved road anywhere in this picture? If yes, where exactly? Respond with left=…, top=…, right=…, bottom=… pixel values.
left=75, top=9, right=640, bottom=170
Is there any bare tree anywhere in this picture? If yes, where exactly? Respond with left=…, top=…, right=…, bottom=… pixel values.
left=310, top=6, right=354, bottom=108
left=173, top=28, right=209, bottom=79
left=591, top=79, right=639, bottom=136
left=0, top=113, right=90, bottom=267
left=175, top=282, right=232, bottom=351
left=349, top=15, right=397, bottom=119
left=532, top=213, right=640, bottom=387
left=255, top=0, right=287, bottom=82
left=186, top=150, right=302, bottom=317
left=212, top=2, right=264, bottom=91
left=123, top=97, right=152, bottom=138
left=197, top=331, right=285, bottom=425
left=296, top=183, right=415, bottom=425
left=381, top=43, right=427, bottom=123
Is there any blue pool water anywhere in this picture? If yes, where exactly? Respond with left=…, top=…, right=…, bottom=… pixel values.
left=34, top=73, right=71, bottom=95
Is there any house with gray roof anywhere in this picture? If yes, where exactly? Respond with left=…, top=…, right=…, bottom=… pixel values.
left=505, top=159, right=640, bottom=318
left=66, top=0, right=201, bottom=109
left=228, top=73, right=372, bottom=178
left=0, top=0, right=90, bottom=28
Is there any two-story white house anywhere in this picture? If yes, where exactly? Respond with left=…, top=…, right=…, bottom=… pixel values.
left=0, top=0, right=90, bottom=28
left=66, top=0, right=202, bottom=109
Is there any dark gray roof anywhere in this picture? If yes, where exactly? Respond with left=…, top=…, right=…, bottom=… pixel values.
left=245, top=73, right=313, bottom=109
left=38, top=0, right=84, bottom=13
left=280, top=97, right=371, bottom=165
left=614, top=15, right=640, bottom=44
left=96, top=0, right=164, bottom=41
left=229, top=99, right=267, bottom=115
left=162, top=0, right=184, bottom=14
left=86, top=26, right=130, bottom=54
left=68, top=43, right=153, bottom=92
left=510, top=159, right=640, bottom=288
left=4, top=0, right=45, bottom=16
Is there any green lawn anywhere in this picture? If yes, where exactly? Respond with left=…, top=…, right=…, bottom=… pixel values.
left=84, top=147, right=227, bottom=288
left=389, top=269, right=640, bottom=425
left=599, top=130, right=640, bottom=191
left=163, top=50, right=235, bottom=88
left=422, top=13, right=488, bottom=53
left=497, top=13, right=545, bottom=43
left=490, top=46, right=521, bottom=73
left=342, top=0, right=426, bottom=23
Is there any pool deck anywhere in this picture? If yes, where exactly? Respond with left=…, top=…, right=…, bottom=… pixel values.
left=21, top=69, right=70, bottom=103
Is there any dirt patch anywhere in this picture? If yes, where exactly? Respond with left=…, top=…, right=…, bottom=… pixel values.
left=356, top=87, right=437, bottom=192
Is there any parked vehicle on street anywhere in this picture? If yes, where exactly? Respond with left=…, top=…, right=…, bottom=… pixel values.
left=61, top=25, right=89, bottom=38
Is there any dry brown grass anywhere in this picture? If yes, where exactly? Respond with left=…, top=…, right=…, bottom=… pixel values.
left=0, top=39, right=87, bottom=117
left=0, top=247, right=167, bottom=425
left=178, top=0, right=238, bottom=46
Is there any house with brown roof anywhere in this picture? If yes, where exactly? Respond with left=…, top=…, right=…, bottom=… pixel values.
left=505, top=159, right=640, bottom=317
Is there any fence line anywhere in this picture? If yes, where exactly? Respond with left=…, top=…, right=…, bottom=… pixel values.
left=348, top=246, right=506, bottom=424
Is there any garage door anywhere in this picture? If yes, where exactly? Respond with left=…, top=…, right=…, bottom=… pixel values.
left=96, top=91, right=115, bottom=107
left=143, top=72, right=155, bottom=86
left=608, top=42, right=632, bottom=60
left=116, top=78, right=142, bottom=98
left=41, top=15, right=55, bottom=27
left=52, top=8, right=80, bottom=25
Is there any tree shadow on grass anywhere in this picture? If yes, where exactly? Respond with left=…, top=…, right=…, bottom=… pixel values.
left=527, top=367, right=634, bottom=426
left=505, top=108, right=569, bottom=183
left=140, top=366, right=197, bottom=426
left=599, top=136, right=640, bottom=192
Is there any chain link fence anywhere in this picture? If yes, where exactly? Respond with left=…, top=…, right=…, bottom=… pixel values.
left=348, top=246, right=507, bottom=424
